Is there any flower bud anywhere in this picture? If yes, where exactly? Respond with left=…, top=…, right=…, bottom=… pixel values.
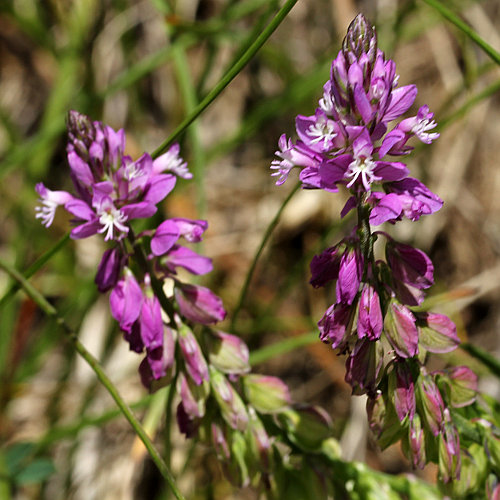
left=342, top=14, right=377, bottom=64
left=417, top=373, right=444, bottom=436
left=109, top=268, right=143, bottom=332
left=210, top=367, right=248, bottom=431
left=357, top=283, right=383, bottom=340
left=243, top=374, right=291, bottom=414
left=336, top=245, right=363, bottom=305
left=389, top=361, right=416, bottom=422
left=140, top=276, right=163, bottom=351
left=383, top=301, right=418, bottom=358
left=278, top=405, right=332, bottom=451
left=416, top=312, right=460, bottom=354
left=440, top=365, right=477, bottom=408
left=345, top=338, right=384, bottom=395
left=175, top=283, right=226, bottom=325
left=367, top=392, right=404, bottom=450
left=211, top=422, right=230, bottom=461
left=176, top=401, right=201, bottom=438
left=177, top=372, right=209, bottom=419
left=247, top=407, right=271, bottom=471
left=386, top=242, right=434, bottom=290
left=178, top=324, right=209, bottom=385
left=95, top=247, right=125, bottom=292
left=404, top=413, right=426, bottom=469
left=438, top=409, right=461, bottom=483
left=318, top=301, right=356, bottom=348
left=309, top=242, right=344, bottom=288
left=207, top=330, right=250, bottom=375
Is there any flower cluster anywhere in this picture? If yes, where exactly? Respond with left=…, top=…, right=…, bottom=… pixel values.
left=36, top=111, right=339, bottom=490
left=271, top=14, right=478, bottom=482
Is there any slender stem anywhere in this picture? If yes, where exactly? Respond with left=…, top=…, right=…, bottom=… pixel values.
left=422, top=0, right=500, bottom=66
left=0, top=232, right=70, bottom=309
left=171, top=43, right=206, bottom=219
left=0, top=257, right=186, bottom=500
left=151, top=0, right=299, bottom=159
left=230, top=181, right=301, bottom=331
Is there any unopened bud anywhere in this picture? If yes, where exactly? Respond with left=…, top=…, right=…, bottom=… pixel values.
left=243, top=374, right=291, bottom=414
left=208, top=330, right=250, bottom=375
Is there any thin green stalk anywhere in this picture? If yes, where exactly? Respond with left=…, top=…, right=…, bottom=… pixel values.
left=249, top=331, right=317, bottom=365
left=230, top=181, right=301, bottom=331
left=422, top=0, right=500, bottom=66
left=438, top=78, right=500, bottom=130
left=151, top=0, right=299, bottom=159
left=460, top=342, right=500, bottom=379
left=0, top=257, right=185, bottom=500
left=171, top=44, right=206, bottom=218
left=0, top=232, right=70, bottom=309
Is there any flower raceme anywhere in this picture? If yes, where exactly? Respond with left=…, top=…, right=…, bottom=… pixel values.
left=36, top=111, right=340, bottom=490
left=271, top=13, right=477, bottom=482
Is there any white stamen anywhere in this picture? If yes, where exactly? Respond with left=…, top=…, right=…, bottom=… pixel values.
left=307, top=118, right=337, bottom=149
left=345, top=157, right=380, bottom=191
left=412, top=119, right=439, bottom=142
left=98, top=206, right=128, bottom=241
left=35, top=199, right=58, bottom=227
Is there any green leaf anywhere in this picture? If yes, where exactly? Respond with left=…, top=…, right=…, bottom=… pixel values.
left=14, top=459, right=55, bottom=485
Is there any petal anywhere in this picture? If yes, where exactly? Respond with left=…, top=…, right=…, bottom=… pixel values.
left=383, top=85, right=417, bottom=122
left=151, top=219, right=181, bottom=256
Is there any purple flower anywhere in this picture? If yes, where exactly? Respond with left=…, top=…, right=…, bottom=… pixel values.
left=296, top=109, right=342, bottom=153
left=152, top=143, right=192, bottom=179
left=385, top=177, right=443, bottom=221
left=386, top=241, right=434, bottom=290
left=357, top=283, right=383, bottom=340
left=340, top=128, right=409, bottom=191
left=35, top=183, right=73, bottom=227
left=345, top=338, right=384, bottom=395
left=309, top=243, right=344, bottom=288
left=140, top=278, right=164, bottom=351
left=336, top=245, right=363, bottom=304
left=95, top=247, right=125, bottom=292
left=178, top=324, right=209, bottom=385
left=109, top=269, right=143, bottom=332
left=160, top=245, right=213, bottom=276
left=318, top=302, right=355, bottom=348
left=175, top=283, right=226, bottom=325
left=390, top=362, right=416, bottom=422
left=177, top=372, right=209, bottom=419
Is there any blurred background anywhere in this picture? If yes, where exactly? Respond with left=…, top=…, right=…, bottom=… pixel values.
left=1, top=0, right=500, bottom=498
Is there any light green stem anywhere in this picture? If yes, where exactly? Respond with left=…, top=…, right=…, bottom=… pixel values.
left=0, top=257, right=186, bottom=500
left=422, top=0, right=500, bottom=66
left=230, top=181, right=301, bottom=331
left=151, top=0, right=299, bottom=159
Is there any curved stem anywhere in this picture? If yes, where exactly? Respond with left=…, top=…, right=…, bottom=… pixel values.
left=0, top=256, right=186, bottom=500
left=151, top=0, right=299, bottom=159
left=230, top=181, right=301, bottom=332
left=422, top=0, right=500, bottom=66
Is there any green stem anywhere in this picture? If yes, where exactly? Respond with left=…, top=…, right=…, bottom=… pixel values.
left=0, top=232, right=70, bottom=309
left=0, top=257, right=186, bottom=500
left=230, top=181, right=301, bottom=332
left=422, top=0, right=500, bottom=66
left=460, top=342, right=500, bottom=379
left=171, top=43, right=206, bottom=218
left=151, top=0, right=299, bottom=159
